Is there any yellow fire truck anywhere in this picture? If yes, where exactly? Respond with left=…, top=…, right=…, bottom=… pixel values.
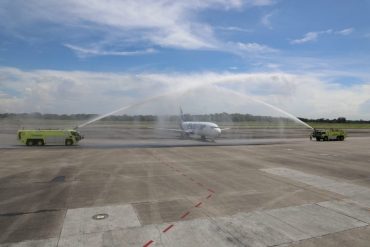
left=17, top=129, right=84, bottom=146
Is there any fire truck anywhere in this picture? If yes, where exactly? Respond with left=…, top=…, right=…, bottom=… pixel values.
left=311, top=128, right=346, bottom=141
left=17, top=129, right=84, bottom=146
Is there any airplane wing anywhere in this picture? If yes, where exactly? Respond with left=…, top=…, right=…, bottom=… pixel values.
left=154, top=127, right=184, bottom=132
left=153, top=127, right=194, bottom=134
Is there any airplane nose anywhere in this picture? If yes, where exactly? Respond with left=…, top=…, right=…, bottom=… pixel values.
left=216, top=128, right=221, bottom=136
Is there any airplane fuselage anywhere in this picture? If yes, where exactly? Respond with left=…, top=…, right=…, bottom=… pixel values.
left=181, top=121, right=221, bottom=139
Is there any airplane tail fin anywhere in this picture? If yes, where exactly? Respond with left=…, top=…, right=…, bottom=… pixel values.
left=179, top=106, right=184, bottom=129
left=180, top=106, right=184, bottom=122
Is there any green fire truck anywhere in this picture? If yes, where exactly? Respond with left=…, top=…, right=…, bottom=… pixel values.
left=311, top=128, right=346, bottom=141
left=17, top=129, right=84, bottom=146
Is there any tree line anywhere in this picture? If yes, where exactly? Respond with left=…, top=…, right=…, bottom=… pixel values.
left=298, top=117, right=370, bottom=124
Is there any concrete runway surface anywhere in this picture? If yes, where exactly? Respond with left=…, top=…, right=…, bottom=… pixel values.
left=1, top=126, right=370, bottom=246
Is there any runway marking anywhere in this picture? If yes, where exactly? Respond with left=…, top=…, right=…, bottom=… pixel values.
left=162, top=224, right=174, bottom=233
left=143, top=153, right=218, bottom=246
left=180, top=211, right=190, bottom=219
left=141, top=191, right=214, bottom=245
left=143, top=240, right=154, bottom=247
left=208, top=188, right=215, bottom=193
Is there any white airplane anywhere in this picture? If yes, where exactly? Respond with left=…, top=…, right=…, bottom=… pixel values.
left=162, top=107, right=227, bottom=141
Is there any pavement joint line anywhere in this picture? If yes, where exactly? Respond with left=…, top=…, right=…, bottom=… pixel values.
left=315, top=202, right=370, bottom=225
left=259, top=170, right=344, bottom=202
left=160, top=156, right=214, bottom=196
left=264, top=209, right=310, bottom=238
left=281, top=224, right=370, bottom=246
left=154, top=153, right=215, bottom=195
left=56, top=208, right=68, bottom=247
left=162, top=224, right=175, bottom=233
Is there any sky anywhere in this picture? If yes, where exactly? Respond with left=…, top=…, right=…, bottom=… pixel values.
left=1, top=0, right=370, bottom=119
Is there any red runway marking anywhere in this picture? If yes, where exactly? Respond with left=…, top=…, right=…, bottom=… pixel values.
left=143, top=240, right=154, bottom=247
left=162, top=224, right=174, bottom=233
left=195, top=202, right=202, bottom=207
left=206, top=194, right=212, bottom=199
left=180, top=211, right=190, bottom=219
left=208, top=188, right=215, bottom=193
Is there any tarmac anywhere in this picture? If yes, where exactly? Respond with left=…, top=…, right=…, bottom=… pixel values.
left=1, top=126, right=370, bottom=246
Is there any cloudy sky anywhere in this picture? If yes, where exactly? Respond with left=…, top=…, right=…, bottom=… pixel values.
left=1, top=0, right=370, bottom=119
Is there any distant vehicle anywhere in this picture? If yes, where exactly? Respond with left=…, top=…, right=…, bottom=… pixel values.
left=17, top=129, right=84, bottom=146
left=311, top=128, right=346, bottom=141
left=159, top=107, right=228, bottom=141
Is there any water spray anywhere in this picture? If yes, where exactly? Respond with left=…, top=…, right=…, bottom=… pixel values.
left=77, top=85, right=313, bottom=130
left=77, top=91, right=180, bottom=128
left=214, top=86, right=314, bottom=129
left=249, top=98, right=313, bottom=129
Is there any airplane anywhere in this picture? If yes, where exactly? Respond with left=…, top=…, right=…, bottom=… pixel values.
left=159, top=107, right=227, bottom=141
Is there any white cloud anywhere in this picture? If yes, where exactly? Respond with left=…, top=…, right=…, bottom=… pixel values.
left=64, top=44, right=157, bottom=57
left=0, top=0, right=275, bottom=54
left=1, top=67, right=370, bottom=120
left=217, top=26, right=252, bottom=32
left=261, top=13, right=273, bottom=29
left=291, top=28, right=353, bottom=45
left=291, top=32, right=320, bottom=44
left=335, top=28, right=354, bottom=36
left=234, top=42, right=278, bottom=53
left=247, top=0, right=275, bottom=6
